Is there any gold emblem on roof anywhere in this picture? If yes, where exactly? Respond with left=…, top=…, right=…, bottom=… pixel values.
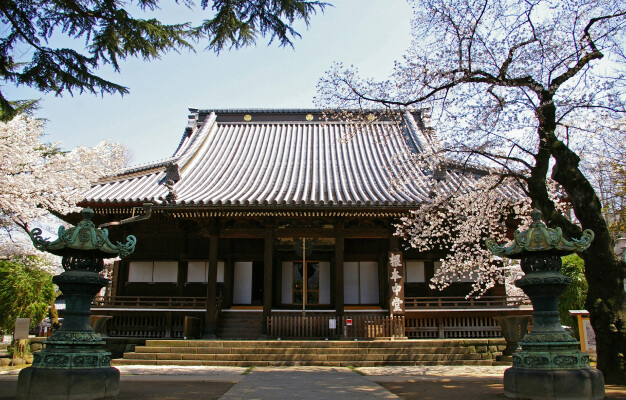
left=244, top=114, right=252, bottom=121
left=306, top=114, right=314, bottom=121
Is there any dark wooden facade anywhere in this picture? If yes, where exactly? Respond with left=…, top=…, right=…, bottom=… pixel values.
left=80, top=109, right=530, bottom=339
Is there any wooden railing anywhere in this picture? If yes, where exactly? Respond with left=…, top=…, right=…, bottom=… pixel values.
left=404, top=295, right=530, bottom=309
left=267, top=315, right=405, bottom=339
left=404, top=314, right=533, bottom=339
left=92, top=296, right=207, bottom=309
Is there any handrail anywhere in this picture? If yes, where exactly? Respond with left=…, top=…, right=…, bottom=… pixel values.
left=404, top=295, right=530, bottom=309
left=92, top=296, right=207, bottom=309
left=92, top=295, right=530, bottom=310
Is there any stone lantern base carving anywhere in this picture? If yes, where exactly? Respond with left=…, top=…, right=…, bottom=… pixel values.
left=18, top=208, right=137, bottom=400
left=486, top=210, right=605, bottom=399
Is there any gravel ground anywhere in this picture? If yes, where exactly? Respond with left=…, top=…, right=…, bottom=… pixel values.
left=1, top=365, right=510, bottom=377
left=358, top=366, right=510, bottom=376
left=117, top=366, right=248, bottom=375
left=0, top=365, right=248, bottom=376
left=115, top=365, right=511, bottom=377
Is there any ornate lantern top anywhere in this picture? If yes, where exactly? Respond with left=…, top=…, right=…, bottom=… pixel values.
left=486, top=209, right=594, bottom=259
left=30, top=207, right=137, bottom=259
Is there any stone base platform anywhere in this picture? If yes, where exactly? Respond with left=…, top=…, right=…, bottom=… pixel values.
left=16, top=367, right=119, bottom=400
left=503, top=366, right=605, bottom=399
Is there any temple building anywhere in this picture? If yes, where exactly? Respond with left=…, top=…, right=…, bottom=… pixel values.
left=78, top=109, right=529, bottom=340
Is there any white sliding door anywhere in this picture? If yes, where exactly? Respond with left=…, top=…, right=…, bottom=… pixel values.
left=344, top=262, right=360, bottom=304
left=344, top=261, right=379, bottom=304
left=233, top=261, right=253, bottom=304
left=359, top=261, right=379, bottom=304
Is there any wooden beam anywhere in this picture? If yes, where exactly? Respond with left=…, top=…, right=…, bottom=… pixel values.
left=343, top=228, right=390, bottom=238
left=273, top=228, right=335, bottom=238
left=335, top=226, right=344, bottom=316
left=204, top=226, right=219, bottom=338
left=220, top=229, right=265, bottom=238
left=262, top=227, right=273, bottom=336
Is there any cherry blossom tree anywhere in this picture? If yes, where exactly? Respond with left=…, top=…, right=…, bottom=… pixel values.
left=317, top=0, right=626, bottom=383
left=0, top=115, right=126, bottom=234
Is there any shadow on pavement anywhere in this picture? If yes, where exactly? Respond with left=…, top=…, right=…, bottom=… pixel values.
left=0, top=379, right=236, bottom=400
left=116, top=380, right=236, bottom=400
left=376, top=380, right=626, bottom=400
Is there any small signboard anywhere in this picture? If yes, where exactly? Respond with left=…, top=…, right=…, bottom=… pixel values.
left=569, top=310, right=596, bottom=355
left=329, top=319, right=337, bottom=330
left=388, top=251, right=405, bottom=315
left=581, top=318, right=597, bottom=353
left=14, top=318, right=30, bottom=340
left=346, top=319, right=352, bottom=326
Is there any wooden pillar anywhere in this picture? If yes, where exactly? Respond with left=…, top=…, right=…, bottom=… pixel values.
left=335, top=225, right=344, bottom=316
left=204, top=226, right=219, bottom=338
left=177, top=261, right=187, bottom=297
left=262, top=227, right=273, bottom=336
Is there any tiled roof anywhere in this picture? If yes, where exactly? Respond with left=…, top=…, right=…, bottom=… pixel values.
left=83, top=109, right=474, bottom=208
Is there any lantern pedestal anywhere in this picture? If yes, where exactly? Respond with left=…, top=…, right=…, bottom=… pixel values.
left=486, top=209, right=604, bottom=399
left=17, top=271, right=119, bottom=400
left=18, top=208, right=137, bottom=400
left=503, top=262, right=604, bottom=399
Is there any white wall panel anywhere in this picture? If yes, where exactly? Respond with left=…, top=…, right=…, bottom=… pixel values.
left=319, top=261, right=330, bottom=305
left=128, top=262, right=153, bottom=282
left=187, top=261, right=207, bottom=282
left=405, top=261, right=425, bottom=283
left=344, top=262, right=359, bottom=304
left=233, top=261, right=253, bottom=304
left=282, top=262, right=293, bottom=304
left=153, top=261, right=178, bottom=282
left=217, top=261, right=225, bottom=283
left=359, top=261, right=379, bottom=304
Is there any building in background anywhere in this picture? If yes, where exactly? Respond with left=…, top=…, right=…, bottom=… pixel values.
left=76, top=109, right=530, bottom=340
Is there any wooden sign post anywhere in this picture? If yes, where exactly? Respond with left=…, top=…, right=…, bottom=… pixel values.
left=388, top=251, right=405, bottom=315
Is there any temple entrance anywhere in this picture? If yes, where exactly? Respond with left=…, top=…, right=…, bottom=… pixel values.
left=232, top=261, right=264, bottom=306
left=293, top=261, right=320, bottom=305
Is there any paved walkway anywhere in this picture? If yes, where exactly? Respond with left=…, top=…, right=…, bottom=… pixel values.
left=219, top=367, right=398, bottom=399
left=1, top=365, right=625, bottom=399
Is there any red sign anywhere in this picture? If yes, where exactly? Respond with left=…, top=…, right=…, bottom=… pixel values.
left=346, top=319, right=352, bottom=326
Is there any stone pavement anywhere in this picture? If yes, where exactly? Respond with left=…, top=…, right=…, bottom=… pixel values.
left=1, top=365, right=625, bottom=399
left=219, top=367, right=398, bottom=399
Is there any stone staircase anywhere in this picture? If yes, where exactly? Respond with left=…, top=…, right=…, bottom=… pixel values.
left=216, top=311, right=263, bottom=339
left=113, top=339, right=508, bottom=367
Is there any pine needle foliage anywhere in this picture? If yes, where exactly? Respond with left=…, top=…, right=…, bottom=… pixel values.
left=0, top=0, right=328, bottom=121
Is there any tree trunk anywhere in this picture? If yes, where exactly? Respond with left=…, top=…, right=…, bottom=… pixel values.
left=548, top=137, right=626, bottom=384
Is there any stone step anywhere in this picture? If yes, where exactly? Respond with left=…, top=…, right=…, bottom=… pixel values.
left=133, top=346, right=474, bottom=355
left=117, top=339, right=505, bottom=367
left=143, top=339, right=504, bottom=348
left=112, top=359, right=496, bottom=367
left=122, top=352, right=483, bottom=362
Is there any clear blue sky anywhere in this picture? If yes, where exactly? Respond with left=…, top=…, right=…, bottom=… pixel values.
left=5, top=1, right=413, bottom=166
